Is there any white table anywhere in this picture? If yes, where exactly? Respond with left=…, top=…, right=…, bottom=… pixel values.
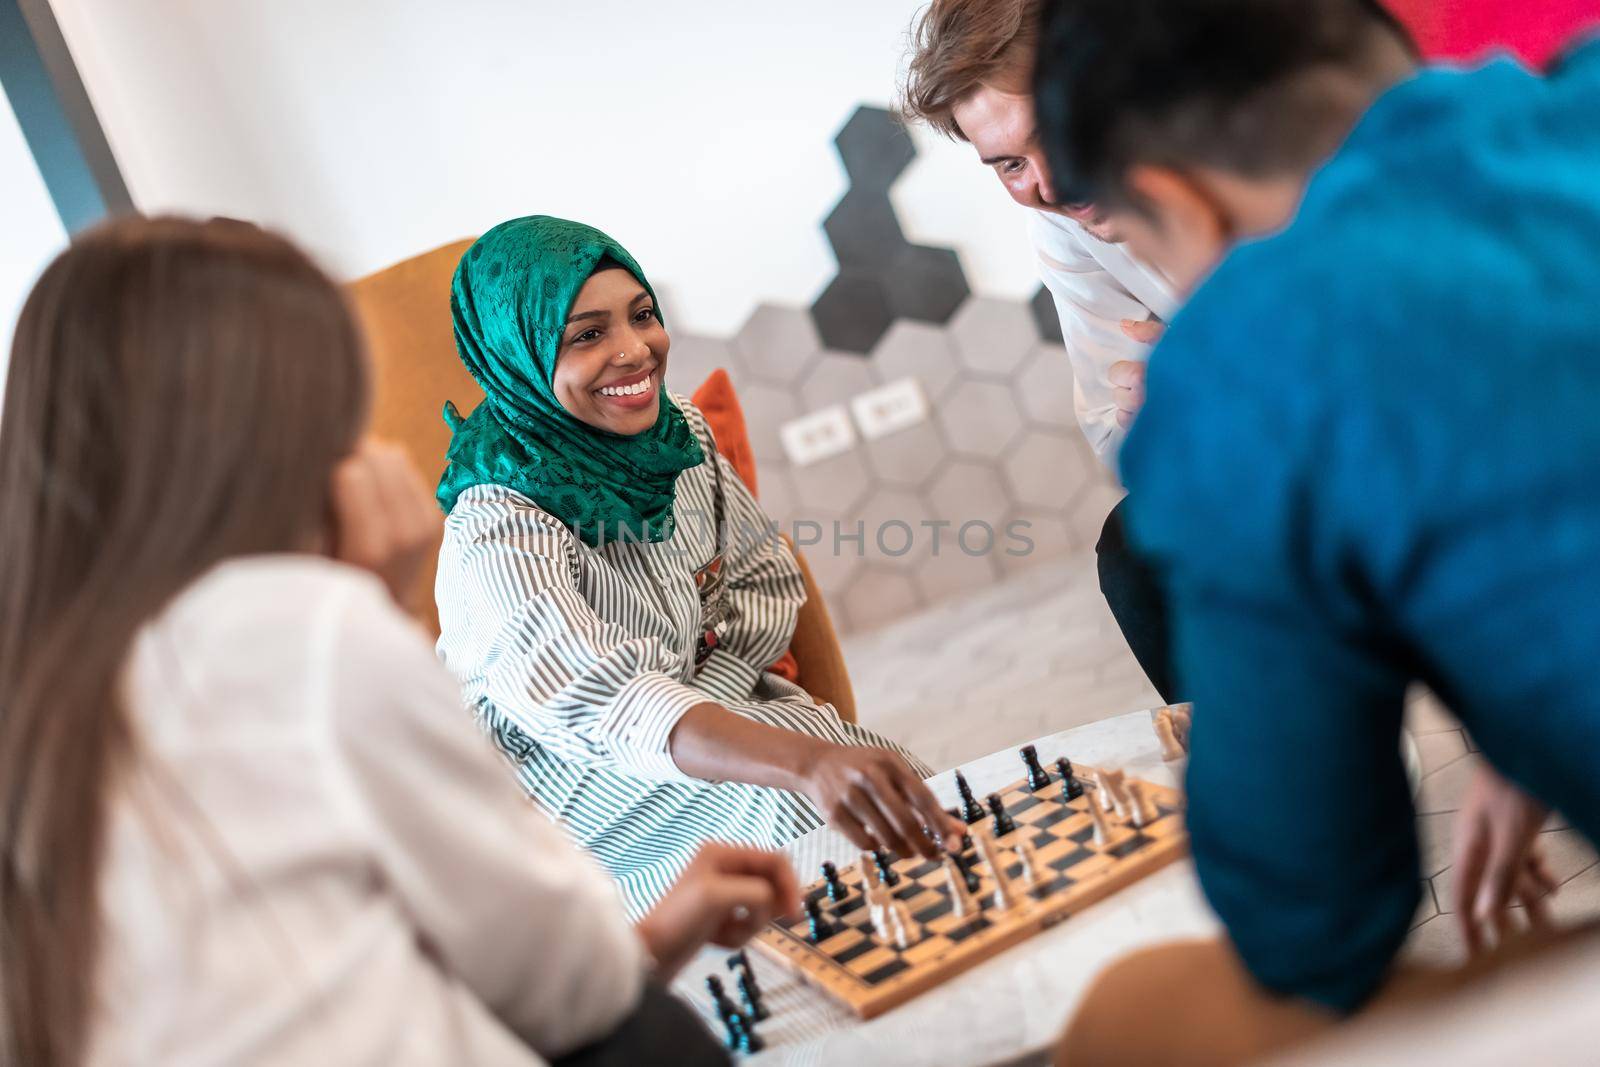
left=672, top=709, right=1221, bottom=1066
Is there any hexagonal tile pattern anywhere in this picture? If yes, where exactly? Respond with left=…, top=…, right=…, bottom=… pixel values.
left=833, top=106, right=917, bottom=191
left=734, top=304, right=821, bottom=386
left=800, top=351, right=878, bottom=411
left=666, top=333, right=742, bottom=395
left=823, top=187, right=908, bottom=271
left=884, top=245, right=970, bottom=324
left=752, top=459, right=797, bottom=526
left=863, top=419, right=947, bottom=489
left=938, top=379, right=1024, bottom=458
left=950, top=296, right=1040, bottom=377
left=871, top=320, right=962, bottom=401
left=1030, top=285, right=1064, bottom=344
left=915, top=542, right=1001, bottom=603
left=849, top=487, right=934, bottom=570
left=796, top=534, right=861, bottom=600
left=1014, top=342, right=1076, bottom=426
left=789, top=447, right=873, bottom=518
left=1066, top=479, right=1125, bottom=552
left=998, top=510, right=1075, bottom=576
left=737, top=380, right=803, bottom=468
left=1004, top=429, right=1094, bottom=512
left=927, top=459, right=1012, bottom=526
left=841, top=567, right=924, bottom=633
left=811, top=271, right=895, bottom=354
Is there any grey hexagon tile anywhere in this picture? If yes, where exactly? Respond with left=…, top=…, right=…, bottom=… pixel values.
left=800, top=350, right=878, bottom=411
left=789, top=447, right=873, bottom=518
left=667, top=333, right=742, bottom=395
left=752, top=459, right=797, bottom=526
left=1015, top=342, right=1077, bottom=426
left=997, top=510, right=1074, bottom=576
left=915, top=543, right=1002, bottom=603
left=938, top=379, right=1024, bottom=458
left=870, top=320, right=962, bottom=401
left=950, top=296, right=1040, bottom=377
left=885, top=245, right=969, bottom=324
left=834, top=106, right=916, bottom=191
left=1004, top=429, right=1094, bottom=512
left=737, top=381, right=802, bottom=468
left=850, top=488, right=934, bottom=570
left=797, top=536, right=861, bottom=601
left=823, top=187, right=908, bottom=271
left=928, top=459, right=1011, bottom=527
left=734, top=304, right=821, bottom=386
left=863, top=419, right=948, bottom=489
left=1066, top=479, right=1126, bottom=552
left=841, top=567, right=924, bottom=633
left=1030, top=284, right=1064, bottom=344
left=811, top=271, right=895, bottom=354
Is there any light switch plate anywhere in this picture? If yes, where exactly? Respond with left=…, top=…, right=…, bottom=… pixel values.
left=851, top=376, right=929, bottom=440
left=780, top=405, right=857, bottom=466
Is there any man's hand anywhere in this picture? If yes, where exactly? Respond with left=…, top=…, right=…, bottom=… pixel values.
left=634, top=843, right=800, bottom=981
left=799, top=744, right=965, bottom=859
left=1119, top=318, right=1165, bottom=345
left=1107, top=359, right=1148, bottom=429
left=329, top=438, right=442, bottom=606
left=1451, top=762, right=1557, bottom=953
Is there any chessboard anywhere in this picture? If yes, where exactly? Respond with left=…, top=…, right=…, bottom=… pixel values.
left=750, top=752, right=1187, bottom=1019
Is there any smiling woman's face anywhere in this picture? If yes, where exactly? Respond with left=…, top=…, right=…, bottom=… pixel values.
left=551, top=266, right=670, bottom=436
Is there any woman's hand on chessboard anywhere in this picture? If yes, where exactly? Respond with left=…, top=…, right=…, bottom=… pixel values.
left=634, top=843, right=801, bottom=981
left=798, top=744, right=965, bottom=859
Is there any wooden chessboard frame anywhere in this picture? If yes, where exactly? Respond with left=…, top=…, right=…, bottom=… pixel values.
left=751, top=764, right=1187, bottom=1019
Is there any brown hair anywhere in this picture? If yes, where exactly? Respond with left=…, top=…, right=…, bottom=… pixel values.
left=901, top=0, right=1042, bottom=140
left=0, top=216, right=369, bottom=1066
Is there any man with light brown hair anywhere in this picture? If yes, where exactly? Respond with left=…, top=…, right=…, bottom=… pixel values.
left=902, top=0, right=1181, bottom=703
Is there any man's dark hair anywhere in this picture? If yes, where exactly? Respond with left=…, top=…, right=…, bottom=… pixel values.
left=1033, top=0, right=1415, bottom=208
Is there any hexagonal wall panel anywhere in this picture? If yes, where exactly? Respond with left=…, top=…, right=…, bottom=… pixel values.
left=735, top=304, right=821, bottom=386
left=1031, top=285, right=1065, bottom=344
left=938, top=379, right=1024, bottom=459
left=850, top=487, right=935, bottom=571
left=915, top=543, right=1002, bottom=603
left=790, top=446, right=874, bottom=518
left=800, top=351, right=878, bottom=411
left=824, top=187, right=909, bottom=271
left=950, top=297, right=1040, bottom=377
left=811, top=271, right=895, bottom=354
left=833, top=106, right=917, bottom=192
left=927, top=459, right=1011, bottom=526
left=998, top=510, right=1075, bottom=576
left=863, top=420, right=948, bottom=489
left=737, top=380, right=802, bottom=467
left=1004, top=429, right=1094, bottom=513
left=1014, top=343, right=1076, bottom=426
left=667, top=333, right=742, bottom=395
left=884, top=245, right=969, bottom=324
left=841, top=566, right=924, bottom=633
left=871, top=320, right=962, bottom=401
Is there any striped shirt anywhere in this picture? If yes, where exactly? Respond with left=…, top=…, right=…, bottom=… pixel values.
left=435, top=395, right=930, bottom=914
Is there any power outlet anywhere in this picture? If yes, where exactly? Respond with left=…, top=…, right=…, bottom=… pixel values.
left=780, top=405, right=857, bottom=466
left=851, top=377, right=929, bottom=440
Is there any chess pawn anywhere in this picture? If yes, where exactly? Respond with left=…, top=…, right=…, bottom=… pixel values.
left=1126, top=780, right=1158, bottom=829
left=859, top=851, right=881, bottom=891
left=1101, top=769, right=1130, bottom=821
left=1056, top=757, right=1084, bottom=801
left=892, top=898, right=923, bottom=946
left=942, top=854, right=978, bottom=917
left=1014, top=836, right=1044, bottom=890
left=972, top=827, right=1020, bottom=911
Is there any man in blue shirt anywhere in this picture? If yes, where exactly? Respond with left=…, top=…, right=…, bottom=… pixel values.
left=1030, top=0, right=1600, bottom=1045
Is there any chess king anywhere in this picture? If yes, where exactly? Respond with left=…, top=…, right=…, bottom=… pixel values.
left=1031, top=0, right=1600, bottom=1061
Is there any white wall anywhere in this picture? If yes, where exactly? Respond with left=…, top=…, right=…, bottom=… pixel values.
left=50, top=0, right=1037, bottom=335
left=0, top=83, right=69, bottom=397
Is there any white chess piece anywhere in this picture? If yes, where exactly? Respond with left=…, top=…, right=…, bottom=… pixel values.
left=942, top=855, right=977, bottom=917
left=1155, top=708, right=1187, bottom=762
left=1085, top=788, right=1113, bottom=848
left=1099, top=768, right=1130, bottom=820
left=1014, top=836, right=1044, bottom=890
left=889, top=898, right=922, bottom=948
left=1126, top=780, right=1158, bottom=828
left=973, top=827, right=1020, bottom=911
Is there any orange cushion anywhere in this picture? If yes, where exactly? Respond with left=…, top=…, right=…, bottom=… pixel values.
left=691, top=369, right=800, bottom=684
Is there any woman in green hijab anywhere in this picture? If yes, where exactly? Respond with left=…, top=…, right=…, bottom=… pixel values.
left=434, top=216, right=959, bottom=913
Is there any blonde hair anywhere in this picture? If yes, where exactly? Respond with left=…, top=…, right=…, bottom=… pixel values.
left=901, top=0, right=1042, bottom=140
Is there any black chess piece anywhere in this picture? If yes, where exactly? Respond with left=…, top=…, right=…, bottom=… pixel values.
left=726, top=950, right=769, bottom=1021
left=953, top=849, right=981, bottom=894
left=728, top=1009, right=764, bottom=1054
left=804, top=896, right=832, bottom=942
left=987, top=792, right=1016, bottom=836
left=1056, top=757, right=1084, bottom=801
left=1021, top=744, right=1051, bottom=792
left=954, top=770, right=985, bottom=824
left=706, top=975, right=748, bottom=1051
left=872, top=848, right=900, bottom=887
left=821, top=860, right=847, bottom=902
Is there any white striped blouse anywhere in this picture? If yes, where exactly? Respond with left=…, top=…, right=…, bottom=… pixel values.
left=435, top=395, right=931, bottom=915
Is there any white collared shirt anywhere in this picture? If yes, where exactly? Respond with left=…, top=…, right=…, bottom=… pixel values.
left=1029, top=209, right=1180, bottom=466
left=94, top=556, right=644, bottom=1067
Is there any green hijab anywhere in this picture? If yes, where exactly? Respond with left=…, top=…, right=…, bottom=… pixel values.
left=437, top=216, right=704, bottom=545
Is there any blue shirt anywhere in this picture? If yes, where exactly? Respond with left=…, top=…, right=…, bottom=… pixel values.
left=1123, top=40, right=1600, bottom=1012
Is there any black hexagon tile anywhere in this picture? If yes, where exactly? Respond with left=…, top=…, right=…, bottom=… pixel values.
left=833, top=106, right=917, bottom=192
left=883, top=245, right=969, bottom=324
left=824, top=186, right=911, bottom=271
left=810, top=271, right=895, bottom=354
